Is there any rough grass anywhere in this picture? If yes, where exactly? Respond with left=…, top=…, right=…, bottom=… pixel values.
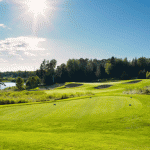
left=123, top=79, right=150, bottom=95
left=0, top=79, right=150, bottom=149
left=124, top=87, right=150, bottom=95
left=0, top=89, right=94, bottom=105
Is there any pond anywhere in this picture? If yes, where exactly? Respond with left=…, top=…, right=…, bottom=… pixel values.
left=0, top=82, right=26, bottom=90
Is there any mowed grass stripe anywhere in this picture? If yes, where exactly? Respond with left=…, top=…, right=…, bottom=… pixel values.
left=0, top=96, right=141, bottom=120
left=0, top=96, right=142, bottom=130
left=0, top=79, right=150, bottom=150
left=0, top=130, right=149, bottom=150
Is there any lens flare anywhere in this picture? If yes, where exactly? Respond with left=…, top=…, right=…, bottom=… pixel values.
left=24, top=0, right=48, bottom=18
left=12, top=0, right=59, bottom=35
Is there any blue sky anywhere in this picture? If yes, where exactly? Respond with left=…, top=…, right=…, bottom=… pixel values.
left=0, top=0, right=150, bottom=72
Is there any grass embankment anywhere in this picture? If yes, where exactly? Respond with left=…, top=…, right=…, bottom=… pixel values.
left=0, top=79, right=150, bottom=149
left=123, top=79, right=150, bottom=94
left=0, top=90, right=94, bottom=105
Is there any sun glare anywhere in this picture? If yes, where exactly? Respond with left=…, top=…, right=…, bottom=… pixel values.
left=25, top=0, right=48, bottom=18
left=14, top=0, right=59, bottom=35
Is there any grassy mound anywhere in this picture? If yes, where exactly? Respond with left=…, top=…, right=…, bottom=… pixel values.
left=94, top=84, right=113, bottom=89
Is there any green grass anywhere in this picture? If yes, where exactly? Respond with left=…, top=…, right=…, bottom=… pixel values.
left=0, top=79, right=150, bottom=149
left=0, top=89, right=94, bottom=104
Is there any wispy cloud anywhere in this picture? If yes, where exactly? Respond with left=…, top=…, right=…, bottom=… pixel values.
left=0, top=0, right=3, bottom=2
left=0, top=36, right=47, bottom=65
left=0, top=58, right=8, bottom=63
left=0, top=24, right=6, bottom=28
left=24, top=51, right=36, bottom=56
left=0, top=63, right=36, bottom=72
left=0, top=24, right=11, bottom=30
left=0, top=36, right=46, bottom=52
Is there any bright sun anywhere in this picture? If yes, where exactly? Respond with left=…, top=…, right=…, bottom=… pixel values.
left=24, top=0, right=48, bottom=18
left=16, top=0, right=58, bottom=35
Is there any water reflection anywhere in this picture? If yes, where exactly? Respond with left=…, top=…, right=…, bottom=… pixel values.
left=0, top=82, right=25, bottom=90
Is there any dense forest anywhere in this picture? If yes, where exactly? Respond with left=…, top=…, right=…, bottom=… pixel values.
left=35, top=56, right=150, bottom=85
left=1, top=56, right=150, bottom=87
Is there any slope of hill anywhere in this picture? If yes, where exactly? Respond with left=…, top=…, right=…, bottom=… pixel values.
left=0, top=79, right=150, bottom=149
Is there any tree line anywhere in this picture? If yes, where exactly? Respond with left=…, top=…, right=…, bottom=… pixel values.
left=1, top=56, right=150, bottom=90
left=0, top=70, right=35, bottom=79
left=35, top=56, right=150, bottom=86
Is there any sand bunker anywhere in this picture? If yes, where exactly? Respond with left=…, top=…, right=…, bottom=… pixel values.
left=65, top=84, right=83, bottom=88
left=39, top=83, right=65, bottom=90
left=122, top=80, right=142, bottom=84
left=94, top=84, right=113, bottom=89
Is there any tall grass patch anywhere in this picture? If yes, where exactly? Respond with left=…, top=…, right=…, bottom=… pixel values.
left=0, top=89, right=94, bottom=105
left=123, top=80, right=150, bottom=94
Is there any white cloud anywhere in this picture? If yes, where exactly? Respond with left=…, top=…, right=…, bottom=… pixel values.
left=0, top=36, right=47, bottom=66
left=0, top=24, right=6, bottom=28
left=18, top=57, right=24, bottom=60
left=0, top=63, right=36, bottom=72
left=0, top=0, right=3, bottom=2
left=0, top=24, right=11, bottom=30
left=0, top=58, right=8, bottom=62
left=40, top=52, right=50, bottom=56
left=0, top=36, right=46, bottom=52
left=24, top=51, right=36, bottom=56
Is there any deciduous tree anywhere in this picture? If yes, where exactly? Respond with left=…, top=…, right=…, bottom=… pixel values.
left=16, top=77, right=24, bottom=90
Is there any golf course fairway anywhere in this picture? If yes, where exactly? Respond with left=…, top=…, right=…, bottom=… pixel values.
left=0, top=79, right=150, bottom=150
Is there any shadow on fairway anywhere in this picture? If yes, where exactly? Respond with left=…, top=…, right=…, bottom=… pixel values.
left=122, top=80, right=142, bottom=84
left=94, top=84, right=113, bottom=89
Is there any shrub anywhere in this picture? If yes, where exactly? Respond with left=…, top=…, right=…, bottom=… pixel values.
left=17, top=99, right=26, bottom=103
left=11, top=79, right=16, bottom=82
left=76, top=92, right=84, bottom=96
left=146, top=71, right=150, bottom=79
left=86, top=92, right=94, bottom=95
left=26, top=80, right=31, bottom=87
left=26, top=76, right=41, bottom=89
left=138, top=70, right=146, bottom=79
left=61, top=93, right=68, bottom=99
left=70, top=93, right=74, bottom=97
left=143, top=89, right=150, bottom=94
left=0, top=99, right=11, bottom=105
left=10, top=100, right=15, bottom=104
